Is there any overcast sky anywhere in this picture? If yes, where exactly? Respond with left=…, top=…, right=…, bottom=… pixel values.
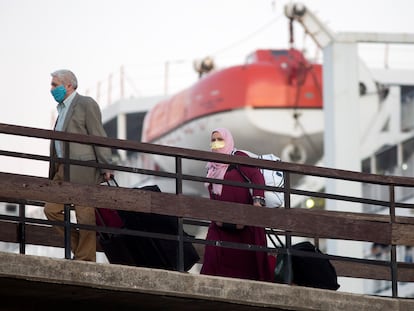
left=1, top=0, right=414, bottom=177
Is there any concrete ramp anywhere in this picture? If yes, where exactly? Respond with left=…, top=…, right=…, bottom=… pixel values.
left=0, top=252, right=411, bottom=311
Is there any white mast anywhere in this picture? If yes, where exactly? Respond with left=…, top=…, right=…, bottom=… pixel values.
left=285, top=2, right=414, bottom=294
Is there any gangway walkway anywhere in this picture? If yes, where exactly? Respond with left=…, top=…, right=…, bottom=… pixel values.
left=0, top=123, right=414, bottom=309
left=1, top=251, right=412, bottom=311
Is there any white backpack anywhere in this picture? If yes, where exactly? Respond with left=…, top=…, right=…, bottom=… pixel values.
left=234, top=150, right=284, bottom=208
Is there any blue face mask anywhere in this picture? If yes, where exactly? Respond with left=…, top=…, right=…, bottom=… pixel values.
left=51, top=85, right=67, bottom=103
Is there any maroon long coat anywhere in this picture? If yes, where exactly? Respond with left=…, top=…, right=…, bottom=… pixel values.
left=200, top=151, right=272, bottom=282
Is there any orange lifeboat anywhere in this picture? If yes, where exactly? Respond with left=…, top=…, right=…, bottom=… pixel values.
left=142, top=48, right=323, bottom=172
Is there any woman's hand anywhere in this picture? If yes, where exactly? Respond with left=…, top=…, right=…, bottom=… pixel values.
left=252, top=196, right=265, bottom=207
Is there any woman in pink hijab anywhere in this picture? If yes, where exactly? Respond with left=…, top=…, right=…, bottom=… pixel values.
left=201, top=128, right=272, bottom=282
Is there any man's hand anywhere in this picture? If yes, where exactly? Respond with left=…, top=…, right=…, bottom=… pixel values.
left=103, top=172, right=113, bottom=181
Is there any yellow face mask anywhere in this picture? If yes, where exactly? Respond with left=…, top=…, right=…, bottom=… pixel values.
left=211, top=140, right=225, bottom=150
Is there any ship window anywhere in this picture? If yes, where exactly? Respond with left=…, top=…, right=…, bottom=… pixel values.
left=5, top=204, right=17, bottom=214
left=403, top=137, right=414, bottom=162
left=104, top=117, right=117, bottom=139
left=401, top=85, right=414, bottom=132
left=246, top=54, right=256, bottom=64
left=402, top=137, right=414, bottom=176
left=361, top=158, right=371, bottom=174
left=270, top=50, right=288, bottom=58
left=126, top=112, right=146, bottom=141
left=103, top=117, right=119, bottom=158
left=375, top=145, right=397, bottom=175
left=126, top=112, right=147, bottom=157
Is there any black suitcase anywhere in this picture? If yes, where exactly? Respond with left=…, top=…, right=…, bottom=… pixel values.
left=118, top=185, right=199, bottom=271
left=96, top=192, right=136, bottom=266
left=269, top=231, right=340, bottom=290
left=97, top=183, right=199, bottom=271
left=98, top=230, right=138, bottom=266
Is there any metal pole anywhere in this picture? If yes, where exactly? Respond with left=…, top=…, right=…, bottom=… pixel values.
left=18, top=203, right=26, bottom=254
left=177, top=217, right=185, bottom=272
left=63, top=141, right=72, bottom=259
left=175, top=156, right=184, bottom=271
left=389, top=185, right=398, bottom=297
left=64, top=204, right=72, bottom=259
left=284, top=172, right=293, bottom=284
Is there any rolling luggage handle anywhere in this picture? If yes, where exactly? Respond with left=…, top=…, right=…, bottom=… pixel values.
left=106, top=175, right=119, bottom=187
left=96, top=176, right=124, bottom=239
left=96, top=177, right=137, bottom=265
left=267, top=228, right=285, bottom=248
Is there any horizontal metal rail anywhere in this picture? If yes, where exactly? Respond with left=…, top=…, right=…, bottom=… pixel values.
left=1, top=123, right=414, bottom=298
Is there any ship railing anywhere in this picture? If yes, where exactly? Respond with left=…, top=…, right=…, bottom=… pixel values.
left=0, top=122, right=414, bottom=298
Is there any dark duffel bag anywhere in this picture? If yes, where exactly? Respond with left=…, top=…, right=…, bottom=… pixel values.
left=274, top=241, right=340, bottom=290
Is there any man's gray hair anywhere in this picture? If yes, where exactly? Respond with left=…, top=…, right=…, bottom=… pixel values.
left=51, top=69, right=78, bottom=89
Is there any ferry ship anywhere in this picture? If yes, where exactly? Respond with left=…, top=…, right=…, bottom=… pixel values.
left=100, top=2, right=414, bottom=296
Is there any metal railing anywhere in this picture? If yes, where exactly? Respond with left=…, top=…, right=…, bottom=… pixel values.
left=1, top=123, right=414, bottom=298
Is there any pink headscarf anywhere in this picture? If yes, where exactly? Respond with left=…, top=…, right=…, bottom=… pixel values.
left=206, top=128, right=235, bottom=195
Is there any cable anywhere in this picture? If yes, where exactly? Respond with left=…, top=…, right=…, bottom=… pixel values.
left=210, top=14, right=284, bottom=57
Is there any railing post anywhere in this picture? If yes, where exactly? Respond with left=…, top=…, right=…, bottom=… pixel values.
left=63, top=141, right=72, bottom=260
left=175, top=156, right=183, bottom=195
left=64, top=204, right=72, bottom=260
left=284, top=172, right=293, bottom=284
left=283, top=171, right=291, bottom=211
left=18, top=203, right=26, bottom=254
left=389, top=185, right=398, bottom=297
left=175, top=156, right=184, bottom=272
left=177, top=217, right=185, bottom=272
